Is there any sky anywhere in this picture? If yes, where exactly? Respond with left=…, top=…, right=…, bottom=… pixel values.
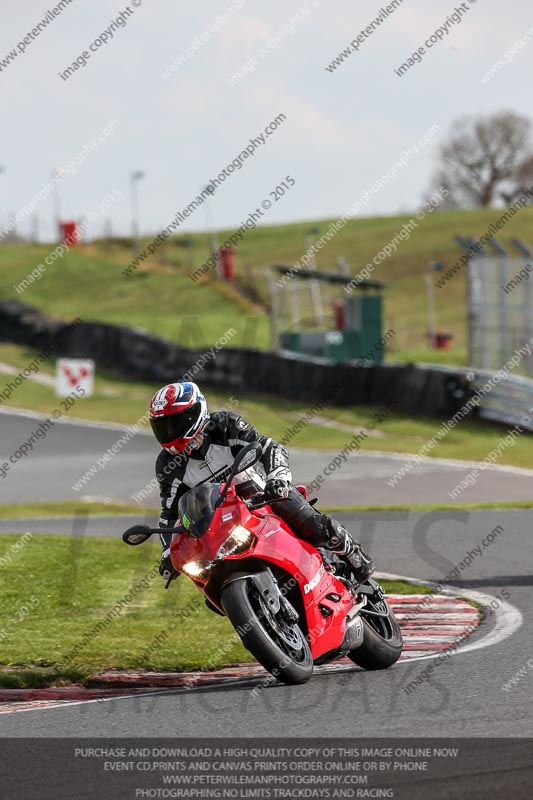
left=1, top=0, right=533, bottom=241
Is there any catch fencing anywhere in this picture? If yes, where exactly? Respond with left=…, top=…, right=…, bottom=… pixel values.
left=468, top=253, right=533, bottom=376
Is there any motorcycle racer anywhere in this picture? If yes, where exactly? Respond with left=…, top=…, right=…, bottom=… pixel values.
left=149, top=381, right=374, bottom=587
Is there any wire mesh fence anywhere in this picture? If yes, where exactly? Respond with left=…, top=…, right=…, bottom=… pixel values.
left=468, top=255, right=533, bottom=376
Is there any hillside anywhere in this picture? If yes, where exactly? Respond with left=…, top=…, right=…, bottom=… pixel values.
left=2, top=205, right=533, bottom=360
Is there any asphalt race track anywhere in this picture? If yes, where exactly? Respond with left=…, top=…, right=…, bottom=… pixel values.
left=2, top=408, right=533, bottom=507
left=0, top=507, right=531, bottom=741
left=1, top=411, right=532, bottom=759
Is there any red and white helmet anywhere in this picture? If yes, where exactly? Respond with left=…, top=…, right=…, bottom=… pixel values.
left=149, top=382, right=209, bottom=454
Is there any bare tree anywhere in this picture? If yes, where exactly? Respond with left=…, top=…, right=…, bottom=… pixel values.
left=428, top=111, right=532, bottom=208
left=501, top=154, right=533, bottom=204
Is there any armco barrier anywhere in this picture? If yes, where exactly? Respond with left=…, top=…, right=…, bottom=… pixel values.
left=2, top=299, right=529, bottom=428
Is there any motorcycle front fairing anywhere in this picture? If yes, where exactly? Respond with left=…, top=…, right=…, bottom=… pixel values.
left=170, top=484, right=266, bottom=572
left=245, top=521, right=356, bottom=660
left=170, top=483, right=357, bottom=660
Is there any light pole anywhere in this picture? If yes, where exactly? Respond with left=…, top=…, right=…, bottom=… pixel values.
left=31, top=214, right=39, bottom=245
left=0, top=166, right=5, bottom=241
left=130, top=170, right=145, bottom=257
left=51, top=168, right=63, bottom=242
left=305, top=225, right=322, bottom=325
left=425, top=261, right=444, bottom=347
left=305, top=225, right=320, bottom=270
left=203, top=184, right=219, bottom=276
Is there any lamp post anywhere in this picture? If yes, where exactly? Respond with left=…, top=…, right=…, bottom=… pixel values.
left=51, top=168, right=63, bottom=242
left=0, top=166, right=5, bottom=241
left=305, top=225, right=322, bottom=324
left=425, top=261, right=444, bottom=347
left=305, top=225, right=320, bottom=269
left=130, top=170, right=145, bottom=257
left=203, top=184, right=219, bottom=276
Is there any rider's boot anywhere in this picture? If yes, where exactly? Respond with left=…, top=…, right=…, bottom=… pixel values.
left=323, top=517, right=374, bottom=585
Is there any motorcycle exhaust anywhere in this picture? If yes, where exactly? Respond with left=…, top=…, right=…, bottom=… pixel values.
left=340, top=600, right=367, bottom=652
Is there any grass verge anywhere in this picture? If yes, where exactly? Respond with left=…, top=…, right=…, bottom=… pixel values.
left=1, top=500, right=530, bottom=522
left=0, top=534, right=432, bottom=688
left=0, top=501, right=152, bottom=520
left=322, top=502, right=533, bottom=513
left=4, top=206, right=533, bottom=356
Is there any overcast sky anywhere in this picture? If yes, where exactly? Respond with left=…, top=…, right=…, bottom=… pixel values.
left=1, top=0, right=532, bottom=241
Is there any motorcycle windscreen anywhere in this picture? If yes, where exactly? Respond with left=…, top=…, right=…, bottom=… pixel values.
left=178, top=483, right=222, bottom=538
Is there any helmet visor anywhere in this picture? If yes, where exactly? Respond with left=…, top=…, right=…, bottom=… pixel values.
left=150, top=402, right=202, bottom=445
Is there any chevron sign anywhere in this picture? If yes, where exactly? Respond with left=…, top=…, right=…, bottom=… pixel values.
left=55, top=359, right=94, bottom=398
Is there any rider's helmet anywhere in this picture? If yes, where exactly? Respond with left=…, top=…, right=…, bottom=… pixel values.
left=149, top=382, right=209, bottom=454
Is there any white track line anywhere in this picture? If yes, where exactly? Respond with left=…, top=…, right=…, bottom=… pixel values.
left=379, top=571, right=523, bottom=660
left=0, top=406, right=153, bottom=435
left=347, top=449, right=533, bottom=477
left=0, top=364, right=55, bottom=387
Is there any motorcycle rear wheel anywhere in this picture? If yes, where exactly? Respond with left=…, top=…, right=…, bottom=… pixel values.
left=348, top=589, right=403, bottom=670
left=222, top=577, right=313, bottom=685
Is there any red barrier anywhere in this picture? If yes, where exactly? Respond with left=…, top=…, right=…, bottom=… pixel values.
left=60, top=221, right=79, bottom=246
left=434, top=330, right=453, bottom=349
left=220, top=247, right=235, bottom=280
left=332, top=300, right=345, bottom=331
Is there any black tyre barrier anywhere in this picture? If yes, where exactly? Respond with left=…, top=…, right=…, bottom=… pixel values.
left=0, top=300, right=475, bottom=421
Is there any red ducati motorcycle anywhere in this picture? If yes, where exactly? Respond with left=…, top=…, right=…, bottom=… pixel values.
left=123, top=443, right=402, bottom=685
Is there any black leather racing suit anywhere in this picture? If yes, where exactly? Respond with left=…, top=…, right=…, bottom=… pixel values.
left=156, top=410, right=331, bottom=552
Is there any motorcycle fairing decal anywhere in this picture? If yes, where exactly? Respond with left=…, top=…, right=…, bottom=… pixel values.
left=304, top=564, right=325, bottom=595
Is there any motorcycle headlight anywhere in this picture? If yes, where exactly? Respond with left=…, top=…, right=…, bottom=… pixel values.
left=182, top=560, right=211, bottom=579
left=216, top=526, right=255, bottom=559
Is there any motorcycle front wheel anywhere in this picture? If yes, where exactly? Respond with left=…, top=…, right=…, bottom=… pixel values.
left=222, top=577, right=313, bottom=685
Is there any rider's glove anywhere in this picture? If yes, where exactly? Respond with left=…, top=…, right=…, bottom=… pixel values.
left=159, top=548, right=178, bottom=581
left=264, top=478, right=291, bottom=501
